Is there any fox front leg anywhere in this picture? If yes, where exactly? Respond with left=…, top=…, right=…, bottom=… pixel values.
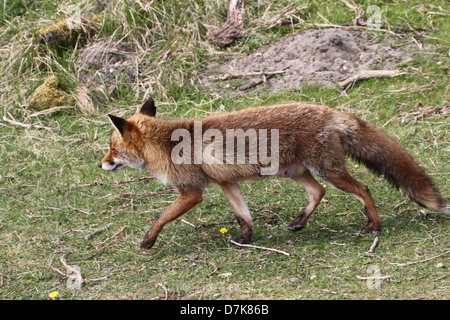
left=220, top=182, right=254, bottom=244
left=140, top=189, right=203, bottom=249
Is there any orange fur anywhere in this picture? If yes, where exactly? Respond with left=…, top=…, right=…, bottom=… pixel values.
left=100, top=99, right=447, bottom=249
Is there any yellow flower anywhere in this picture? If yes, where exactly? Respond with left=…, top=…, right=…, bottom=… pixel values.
left=48, top=291, right=59, bottom=298
left=219, top=228, right=228, bottom=234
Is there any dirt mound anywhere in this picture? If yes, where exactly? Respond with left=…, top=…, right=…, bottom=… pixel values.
left=77, top=40, right=138, bottom=94
left=202, top=28, right=413, bottom=95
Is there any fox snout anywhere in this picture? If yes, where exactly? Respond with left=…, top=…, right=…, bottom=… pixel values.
left=99, top=148, right=126, bottom=171
left=99, top=159, right=125, bottom=171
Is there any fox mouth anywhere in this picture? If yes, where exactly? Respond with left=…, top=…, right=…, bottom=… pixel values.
left=99, top=161, right=126, bottom=171
left=112, top=163, right=125, bottom=171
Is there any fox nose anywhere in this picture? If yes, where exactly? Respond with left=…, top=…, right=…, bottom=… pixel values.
left=98, top=163, right=102, bottom=168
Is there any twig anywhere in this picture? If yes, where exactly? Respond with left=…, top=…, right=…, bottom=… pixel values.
left=185, top=259, right=220, bottom=276
left=85, top=222, right=114, bottom=239
left=340, top=18, right=427, bottom=34
left=3, top=116, right=56, bottom=131
left=28, top=106, right=75, bottom=117
left=356, top=275, right=392, bottom=280
left=49, top=255, right=83, bottom=284
left=87, top=226, right=128, bottom=258
left=339, top=70, right=404, bottom=87
left=80, top=177, right=154, bottom=187
left=395, top=208, right=418, bottom=215
left=390, top=249, right=450, bottom=267
left=317, top=223, right=338, bottom=233
left=364, top=236, right=379, bottom=256
left=157, top=283, right=168, bottom=300
left=67, top=203, right=94, bottom=215
left=117, top=189, right=176, bottom=200
left=59, top=254, right=83, bottom=285
left=180, top=219, right=195, bottom=228
left=229, top=239, right=291, bottom=257
left=217, top=69, right=286, bottom=81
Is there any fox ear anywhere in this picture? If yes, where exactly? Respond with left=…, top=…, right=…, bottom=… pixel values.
left=108, top=114, right=128, bottom=136
left=140, top=98, right=156, bottom=117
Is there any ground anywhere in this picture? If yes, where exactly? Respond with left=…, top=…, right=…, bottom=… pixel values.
left=0, top=0, right=448, bottom=300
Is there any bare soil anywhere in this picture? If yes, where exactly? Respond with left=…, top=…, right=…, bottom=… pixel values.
left=202, top=28, right=414, bottom=95
left=77, top=40, right=138, bottom=94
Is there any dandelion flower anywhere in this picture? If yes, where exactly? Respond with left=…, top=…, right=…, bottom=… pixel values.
left=219, top=228, right=228, bottom=234
left=49, top=291, right=59, bottom=299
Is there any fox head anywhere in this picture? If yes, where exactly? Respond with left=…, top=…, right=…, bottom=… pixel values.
left=99, top=98, right=156, bottom=171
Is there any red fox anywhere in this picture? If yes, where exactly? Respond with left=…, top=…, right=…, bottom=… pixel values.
left=100, top=98, right=447, bottom=249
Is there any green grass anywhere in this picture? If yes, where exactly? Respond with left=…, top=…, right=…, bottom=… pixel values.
left=0, top=0, right=448, bottom=300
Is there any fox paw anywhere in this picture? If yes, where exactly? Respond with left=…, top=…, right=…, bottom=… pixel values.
left=140, top=238, right=156, bottom=249
left=360, top=222, right=380, bottom=233
left=287, top=221, right=307, bottom=231
left=234, top=234, right=253, bottom=244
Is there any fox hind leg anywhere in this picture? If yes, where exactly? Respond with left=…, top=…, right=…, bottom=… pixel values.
left=287, top=169, right=325, bottom=231
left=318, top=170, right=381, bottom=233
left=220, top=182, right=254, bottom=244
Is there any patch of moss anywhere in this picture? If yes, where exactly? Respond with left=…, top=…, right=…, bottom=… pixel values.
left=28, top=76, right=74, bottom=110
left=35, top=15, right=102, bottom=48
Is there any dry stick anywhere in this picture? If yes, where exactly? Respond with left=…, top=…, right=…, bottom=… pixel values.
left=67, top=203, right=94, bottom=216
left=49, top=255, right=83, bottom=283
left=3, top=116, right=56, bottom=131
left=217, top=69, right=286, bottom=81
left=85, top=222, right=114, bottom=239
left=390, top=249, right=450, bottom=267
left=157, top=283, right=168, bottom=300
left=87, top=226, right=128, bottom=259
left=338, top=70, right=404, bottom=87
left=238, top=69, right=288, bottom=91
left=185, top=259, right=220, bottom=277
left=80, top=176, right=154, bottom=187
left=59, top=254, right=83, bottom=285
left=229, top=239, right=291, bottom=257
left=49, top=256, right=108, bottom=285
left=356, top=275, right=392, bottom=280
left=364, top=236, right=379, bottom=256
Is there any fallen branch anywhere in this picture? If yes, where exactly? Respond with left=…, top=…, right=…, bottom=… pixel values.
left=209, top=0, right=248, bottom=47
left=390, top=249, right=450, bottom=267
left=338, top=70, right=404, bottom=87
left=230, top=239, right=291, bottom=257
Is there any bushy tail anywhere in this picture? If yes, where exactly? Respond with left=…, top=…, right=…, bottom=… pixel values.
left=341, top=117, right=447, bottom=213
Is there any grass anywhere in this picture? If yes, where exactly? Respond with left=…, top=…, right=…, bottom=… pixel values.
left=0, top=0, right=448, bottom=300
